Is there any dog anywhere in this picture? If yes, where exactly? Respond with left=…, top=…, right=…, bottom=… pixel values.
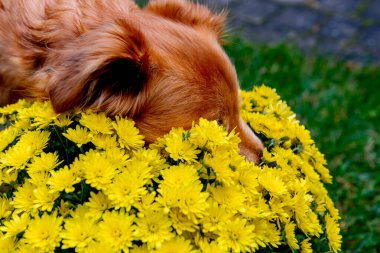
left=0, top=0, right=263, bottom=163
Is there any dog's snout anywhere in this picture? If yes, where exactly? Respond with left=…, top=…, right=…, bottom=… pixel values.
left=236, top=118, right=264, bottom=164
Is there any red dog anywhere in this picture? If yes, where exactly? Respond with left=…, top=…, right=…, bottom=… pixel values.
left=0, top=0, right=263, bottom=162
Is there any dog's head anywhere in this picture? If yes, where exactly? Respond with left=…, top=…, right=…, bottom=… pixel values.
left=44, top=0, right=263, bottom=162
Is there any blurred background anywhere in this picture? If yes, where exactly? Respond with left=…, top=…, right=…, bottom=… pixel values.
left=140, top=0, right=380, bottom=251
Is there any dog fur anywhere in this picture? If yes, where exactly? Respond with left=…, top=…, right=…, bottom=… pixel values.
left=0, top=0, right=263, bottom=162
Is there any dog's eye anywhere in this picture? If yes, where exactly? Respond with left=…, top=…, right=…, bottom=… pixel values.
left=217, top=118, right=223, bottom=126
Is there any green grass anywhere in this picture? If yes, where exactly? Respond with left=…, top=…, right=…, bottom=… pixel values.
left=224, top=37, right=380, bottom=252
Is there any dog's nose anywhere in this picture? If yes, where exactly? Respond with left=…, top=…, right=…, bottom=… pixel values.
left=236, top=118, right=264, bottom=164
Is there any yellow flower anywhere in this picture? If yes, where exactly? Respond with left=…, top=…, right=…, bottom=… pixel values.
left=198, top=240, right=225, bottom=253
left=97, top=210, right=135, bottom=252
left=84, top=191, right=113, bottom=220
left=134, top=192, right=161, bottom=217
left=284, top=221, right=299, bottom=250
left=0, top=169, right=18, bottom=185
left=251, top=85, right=281, bottom=109
left=134, top=210, right=174, bottom=249
left=0, top=127, right=18, bottom=152
left=18, top=130, right=50, bottom=152
left=61, top=213, right=97, bottom=250
left=104, top=148, right=130, bottom=167
left=28, top=171, right=50, bottom=186
left=189, top=118, right=227, bottom=148
left=164, top=128, right=200, bottom=162
left=325, top=214, right=342, bottom=253
left=0, top=235, right=16, bottom=253
left=156, top=236, right=197, bottom=253
left=1, top=130, right=50, bottom=171
left=113, top=116, right=144, bottom=150
left=169, top=207, right=198, bottom=235
left=0, top=86, right=342, bottom=252
left=252, top=219, right=281, bottom=249
left=33, top=185, right=59, bottom=212
left=300, top=238, right=313, bottom=253
left=175, top=185, right=209, bottom=222
left=159, top=164, right=199, bottom=189
left=0, top=213, right=30, bottom=238
left=48, top=166, right=80, bottom=193
left=244, top=196, right=272, bottom=219
left=0, top=99, right=30, bottom=115
left=19, top=101, right=57, bottom=128
left=264, top=100, right=296, bottom=122
left=91, top=134, right=118, bottom=150
left=27, top=152, right=62, bottom=174
left=216, top=218, right=255, bottom=253
left=157, top=164, right=208, bottom=218
left=23, top=212, right=63, bottom=252
left=12, top=118, right=31, bottom=130
left=209, top=185, right=246, bottom=213
left=201, top=200, right=233, bottom=233
left=81, top=151, right=118, bottom=190
left=124, top=158, right=153, bottom=181
left=106, top=170, right=147, bottom=210
left=62, top=125, right=90, bottom=147
left=0, top=197, right=12, bottom=219
left=0, top=145, right=34, bottom=172
left=12, top=181, right=36, bottom=214
left=132, top=148, right=168, bottom=177
left=81, top=241, right=116, bottom=253
left=204, top=152, right=236, bottom=186
left=53, top=114, right=73, bottom=127
left=236, top=166, right=260, bottom=198
left=258, top=169, right=288, bottom=197
left=80, top=112, right=113, bottom=134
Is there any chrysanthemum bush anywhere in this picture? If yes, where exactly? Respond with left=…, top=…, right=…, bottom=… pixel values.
left=0, top=85, right=341, bottom=252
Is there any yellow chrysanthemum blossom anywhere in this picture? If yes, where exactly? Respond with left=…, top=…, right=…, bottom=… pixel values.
left=198, top=239, right=225, bottom=253
left=27, top=152, right=62, bottom=174
left=113, top=116, right=145, bottom=149
left=84, top=191, right=113, bottom=220
left=81, top=150, right=118, bottom=190
left=17, top=101, right=56, bottom=128
left=0, top=127, right=18, bottom=152
left=189, top=118, right=228, bottom=149
left=216, top=218, right=255, bottom=253
left=134, top=210, right=174, bottom=249
left=11, top=181, right=37, bottom=214
left=284, top=221, right=300, bottom=250
left=0, top=213, right=30, bottom=238
left=156, top=236, right=197, bottom=253
left=301, top=238, right=313, bottom=253
left=48, top=165, right=80, bottom=193
left=53, top=114, right=73, bottom=127
left=33, top=185, right=60, bottom=212
left=0, top=85, right=342, bottom=252
left=61, top=208, right=98, bottom=251
left=63, top=125, right=90, bottom=147
left=201, top=200, right=233, bottom=233
left=0, top=235, right=16, bottom=252
left=97, top=210, right=135, bottom=252
left=0, top=197, right=12, bottom=219
left=23, top=212, right=63, bottom=252
left=80, top=112, right=113, bottom=135
left=106, top=170, right=148, bottom=210
left=325, top=214, right=343, bottom=253
left=164, top=128, right=200, bottom=162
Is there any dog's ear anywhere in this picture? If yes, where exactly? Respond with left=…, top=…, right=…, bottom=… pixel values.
left=47, top=20, right=149, bottom=114
left=146, top=0, right=226, bottom=39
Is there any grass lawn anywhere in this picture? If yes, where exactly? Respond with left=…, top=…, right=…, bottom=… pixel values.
left=224, top=36, right=380, bottom=252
